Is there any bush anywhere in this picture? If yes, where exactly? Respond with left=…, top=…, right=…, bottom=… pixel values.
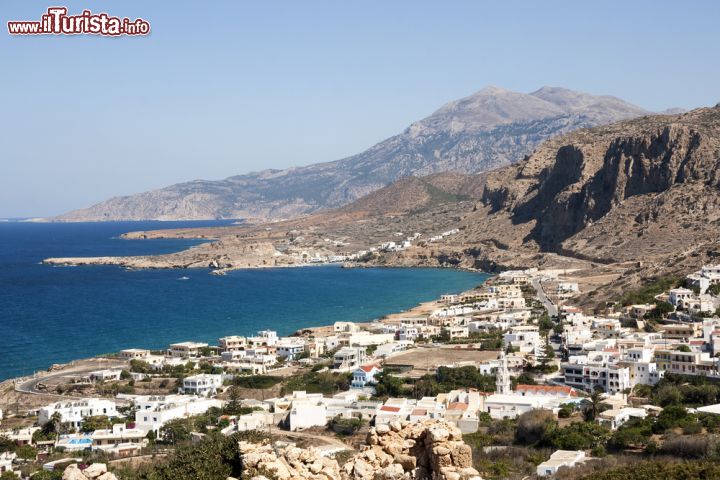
left=232, top=375, right=282, bottom=389
left=515, top=410, right=556, bottom=445
left=608, top=417, right=652, bottom=450
left=328, top=415, right=363, bottom=435
left=557, top=403, right=574, bottom=419
left=619, top=276, right=682, bottom=306
left=141, top=432, right=242, bottom=480
left=576, top=459, right=720, bottom=480
left=652, top=405, right=689, bottom=434
left=282, top=371, right=352, bottom=395
left=543, top=422, right=611, bottom=450
left=660, top=434, right=711, bottom=459
left=435, top=366, right=496, bottom=392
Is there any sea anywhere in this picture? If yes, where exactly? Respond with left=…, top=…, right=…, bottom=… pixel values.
left=0, top=221, right=487, bottom=381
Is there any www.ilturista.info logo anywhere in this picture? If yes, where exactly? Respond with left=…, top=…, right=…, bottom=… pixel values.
left=8, top=7, right=150, bottom=36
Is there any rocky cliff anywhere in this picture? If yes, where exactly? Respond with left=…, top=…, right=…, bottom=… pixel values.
left=52, top=87, right=650, bottom=222
left=237, top=420, right=481, bottom=480
left=45, top=107, right=720, bottom=303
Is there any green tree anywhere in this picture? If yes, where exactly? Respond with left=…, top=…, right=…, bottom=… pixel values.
left=0, top=435, right=15, bottom=453
left=223, top=385, right=242, bottom=415
left=129, top=359, right=153, bottom=374
left=15, top=444, right=37, bottom=460
left=160, top=418, right=192, bottom=444
left=538, top=335, right=555, bottom=367
left=652, top=405, right=690, bottom=434
left=145, top=432, right=242, bottom=480
left=537, top=314, right=554, bottom=334
left=515, top=410, right=556, bottom=445
left=543, top=421, right=611, bottom=450
left=582, top=388, right=610, bottom=422
left=80, top=415, right=112, bottom=433
left=374, top=373, right=404, bottom=397
left=653, top=384, right=683, bottom=406
left=645, top=301, right=674, bottom=320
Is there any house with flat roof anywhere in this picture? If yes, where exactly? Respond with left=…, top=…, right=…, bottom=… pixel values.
left=333, top=346, right=367, bottom=371
left=91, top=423, right=147, bottom=452
left=179, top=374, right=223, bottom=397
left=39, top=399, right=118, bottom=429
left=218, top=336, right=247, bottom=352
left=120, top=349, right=150, bottom=360
left=537, top=450, right=586, bottom=477
left=168, top=341, right=208, bottom=358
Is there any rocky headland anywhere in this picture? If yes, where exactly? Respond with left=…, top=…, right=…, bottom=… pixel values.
left=44, top=106, right=720, bottom=305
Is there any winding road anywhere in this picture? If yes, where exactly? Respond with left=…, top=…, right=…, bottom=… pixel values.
left=533, top=277, right=558, bottom=318
left=15, top=358, right=128, bottom=397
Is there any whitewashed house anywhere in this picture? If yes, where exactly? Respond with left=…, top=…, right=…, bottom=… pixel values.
left=537, top=450, right=586, bottom=477
left=351, top=365, right=381, bottom=388
left=179, top=374, right=223, bottom=397
left=39, top=399, right=118, bottom=429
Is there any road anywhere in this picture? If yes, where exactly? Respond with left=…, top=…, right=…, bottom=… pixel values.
left=15, top=358, right=127, bottom=397
left=533, top=277, right=558, bottom=318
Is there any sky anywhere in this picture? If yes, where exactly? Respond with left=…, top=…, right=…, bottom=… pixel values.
left=1, top=1, right=719, bottom=218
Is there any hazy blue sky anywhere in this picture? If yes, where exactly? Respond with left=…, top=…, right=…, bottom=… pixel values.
left=2, top=1, right=718, bottom=217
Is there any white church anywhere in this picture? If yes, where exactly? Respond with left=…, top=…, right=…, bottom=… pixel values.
left=479, top=352, right=582, bottom=419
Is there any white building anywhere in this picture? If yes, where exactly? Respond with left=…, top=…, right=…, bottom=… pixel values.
left=597, top=407, right=647, bottom=430
left=286, top=392, right=327, bottom=431
left=333, top=347, right=367, bottom=371
left=561, top=351, right=632, bottom=394
left=89, top=369, right=123, bottom=382
left=120, top=349, right=150, bottom=360
left=91, top=423, right=148, bottom=452
left=179, top=374, right=223, bottom=397
left=39, top=399, right=118, bottom=429
left=168, top=341, right=208, bottom=358
left=257, top=330, right=278, bottom=346
left=352, top=365, right=381, bottom=388
left=375, top=341, right=412, bottom=358
left=133, top=395, right=222, bottom=434
left=668, top=288, right=695, bottom=309
left=276, top=340, right=306, bottom=360
left=687, top=264, right=720, bottom=294
left=503, top=326, right=541, bottom=356
left=218, top=336, right=247, bottom=351
left=0, top=452, right=16, bottom=476
left=334, top=321, right=360, bottom=333
left=537, top=450, right=586, bottom=477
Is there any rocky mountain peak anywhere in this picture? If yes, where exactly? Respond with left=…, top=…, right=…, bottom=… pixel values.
left=52, top=86, right=660, bottom=223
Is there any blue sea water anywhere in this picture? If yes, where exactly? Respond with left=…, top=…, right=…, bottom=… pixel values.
left=0, top=221, right=487, bottom=381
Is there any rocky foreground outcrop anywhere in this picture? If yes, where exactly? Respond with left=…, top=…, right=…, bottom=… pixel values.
left=236, top=420, right=482, bottom=480
left=62, top=463, right=118, bottom=480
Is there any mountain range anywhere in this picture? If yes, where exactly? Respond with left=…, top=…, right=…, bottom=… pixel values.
left=44, top=105, right=720, bottom=305
left=52, top=86, right=655, bottom=222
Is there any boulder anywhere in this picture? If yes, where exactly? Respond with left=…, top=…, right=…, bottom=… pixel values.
left=82, top=464, right=108, bottom=479
left=62, top=465, right=87, bottom=480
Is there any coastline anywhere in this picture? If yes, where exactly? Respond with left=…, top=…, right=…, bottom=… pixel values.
left=2, top=272, right=490, bottom=387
